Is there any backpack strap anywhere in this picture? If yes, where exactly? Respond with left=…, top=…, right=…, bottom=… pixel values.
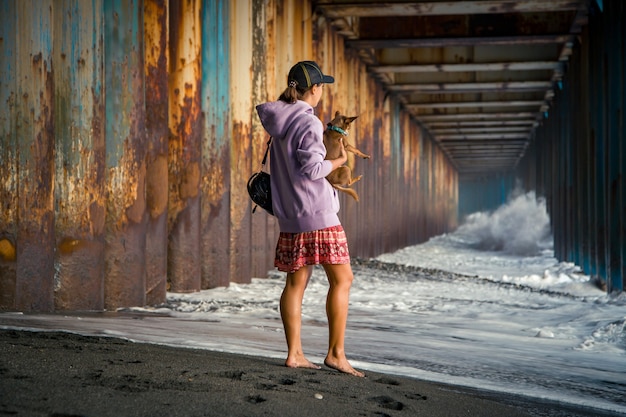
left=261, top=136, right=272, bottom=166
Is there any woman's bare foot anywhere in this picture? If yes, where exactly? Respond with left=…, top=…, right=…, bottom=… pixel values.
left=324, top=357, right=365, bottom=377
left=285, top=354, right=321, bottom=369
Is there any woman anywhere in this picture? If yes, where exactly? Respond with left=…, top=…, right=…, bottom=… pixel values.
left=256, top=61, right=364, bottom=377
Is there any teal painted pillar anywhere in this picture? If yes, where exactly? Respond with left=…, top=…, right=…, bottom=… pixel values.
left=104, top=0, right=148, bottom=309
left=53, top=0, right=106, bottom=310
left=201, top=0, right=231, bottom=289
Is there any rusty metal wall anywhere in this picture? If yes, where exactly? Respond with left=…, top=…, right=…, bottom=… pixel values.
left=518, top=0, right=625, bottom=292
left=0, top=0, right=459, bottom=312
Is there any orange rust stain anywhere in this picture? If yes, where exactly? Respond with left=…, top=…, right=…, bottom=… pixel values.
left=126, top=160, right=147, bottom=224
left=0, top=239, right=16, bottom=262
left=58, top=237, right=83, bottom=255
left=231, top=122, right=253, bottom=224
left=146, top=154, right=168, bottom=218
left=202, top=156, right=226, bottom=202
left=88, top=201, right=106, bottom=236
left=179, top=161, right=200, bottom=200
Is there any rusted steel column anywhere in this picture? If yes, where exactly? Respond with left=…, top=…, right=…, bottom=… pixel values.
left=417, top=130, right=426, bottom=242
left=250, top=0, right=272, bottom=279
left=426, top=137, right=434, bottom=237
left=201, top=0, right=231, bottom=288
left=579, top=35, right=593, bottom=276
left=361, top=86, right=389, bottom=256
left=0, top=1, right=18, bottom=310
left=52, top=0, right=106, bottom=311
left=355, top=77, right=385, bottom=257
left=613, top=1, right=626, bottom=291
left=104, top=0, right=148, bottom=309
left=10, top=1, right=56, bottom=312
left=229, top=1, right=253, bottom=284
left=168, top=0, right=202, bottom=292
left=588, top=9, right=608, bottom=286
left=606, top=0, right=624, bottom=292
left=570, top=38, right=592, bottom=274
left=559, top=92, right=573, bottom=262
left=261, top=0, right=277, bottom=273
left=144, top=0, right=168, bottom=304
left=565, top=99, right=575, bottom=263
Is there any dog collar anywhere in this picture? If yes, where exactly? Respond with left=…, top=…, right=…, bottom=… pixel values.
left=326, top=124, right=348, bottom=136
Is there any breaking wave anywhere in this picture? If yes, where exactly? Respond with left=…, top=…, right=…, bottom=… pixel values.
left=457, top=191, right=552, bottom=256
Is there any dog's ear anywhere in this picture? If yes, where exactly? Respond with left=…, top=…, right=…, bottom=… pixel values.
left=334, top=111, right=340, bottom=117
left=346, top=116, right=358, bottom=125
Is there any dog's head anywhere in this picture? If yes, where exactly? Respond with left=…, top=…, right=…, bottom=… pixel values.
left=327, top=111, right=358, bottom=133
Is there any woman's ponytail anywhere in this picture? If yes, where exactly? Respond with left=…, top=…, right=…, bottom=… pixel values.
left=278, top=80, right=303, bottom=103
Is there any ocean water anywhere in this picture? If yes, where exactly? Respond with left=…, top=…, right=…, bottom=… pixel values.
left=150, top=191, right=626, bottom=413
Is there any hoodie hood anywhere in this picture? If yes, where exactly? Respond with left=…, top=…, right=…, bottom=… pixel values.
left=256, top=100, right=313, bottom=138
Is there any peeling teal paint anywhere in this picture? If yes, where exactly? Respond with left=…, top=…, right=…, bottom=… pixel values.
left=104, top=0, right=142, bottom=169
left=200, top=0, right=232, bottom=288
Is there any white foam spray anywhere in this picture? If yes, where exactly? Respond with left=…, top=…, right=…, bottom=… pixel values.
left=457, top=190, right=552, bottom=256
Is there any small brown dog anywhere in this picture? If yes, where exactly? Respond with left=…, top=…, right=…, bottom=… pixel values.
left=324, top=111, right=370, bottom=201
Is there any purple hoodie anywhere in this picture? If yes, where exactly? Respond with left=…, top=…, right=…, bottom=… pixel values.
left=256, top=99, right=340, bottom=233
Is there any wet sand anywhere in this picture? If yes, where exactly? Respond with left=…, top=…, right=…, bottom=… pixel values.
left=0, top=329, right=619, bottom=417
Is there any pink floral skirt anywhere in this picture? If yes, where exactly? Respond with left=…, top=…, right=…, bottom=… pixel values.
left=274, top=225, right=350, bottom=273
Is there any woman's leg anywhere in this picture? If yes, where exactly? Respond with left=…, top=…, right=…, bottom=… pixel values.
left=280, top=265, right=320, bottom=369
left=322, top=263, right=364, bottom=377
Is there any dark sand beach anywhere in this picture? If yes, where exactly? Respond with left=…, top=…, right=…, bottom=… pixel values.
left=0, top=329, right=620, bottom=417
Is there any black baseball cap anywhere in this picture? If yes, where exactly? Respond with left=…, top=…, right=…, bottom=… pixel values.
left=288, top=61, right=335, bottom=88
